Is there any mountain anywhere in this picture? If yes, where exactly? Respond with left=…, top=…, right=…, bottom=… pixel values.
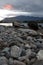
left=14, top=15, right=43, bottom=21
left=1, top=15, right=43, bottom=23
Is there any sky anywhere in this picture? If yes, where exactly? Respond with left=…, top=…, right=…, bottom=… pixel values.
left=0, top=0, right=43, bottom=17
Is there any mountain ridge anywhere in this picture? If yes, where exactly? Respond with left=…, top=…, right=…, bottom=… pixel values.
left=1, top=15, right=43, bottom=22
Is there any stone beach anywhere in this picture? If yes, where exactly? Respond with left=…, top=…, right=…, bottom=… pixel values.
left=0, top=22, right=43, bottom=65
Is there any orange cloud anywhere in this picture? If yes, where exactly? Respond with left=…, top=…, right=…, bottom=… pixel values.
left=3, top=4, right=13, bottom=10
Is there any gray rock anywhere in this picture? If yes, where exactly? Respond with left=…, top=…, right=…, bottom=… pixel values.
left=35, top=41, right=43, bottom=49
left=8, top=58, right=14, bottom=65
left=30, top=43, right=37, bottom=49
left=2, top=47, right=10, bottom=58
left=15, top=37, right=26, bottom=44
left=27, top=36, right=33, bottom=41
left=26, top=49, right=36, bottom=59
left=2, top=47, right=10, bottom=52
left=13, top=60, right=26, bottom=65
left=20, top=49, right=26, bottom=57
left=11, top=45, right=22, bottom=58
left=0, top=39, right=7, bottom=49
left=37, top=39, right=43, bottom=43
left=33, top=60, right=43, bottom=65
left=18, top=56, right=26, bottom=61
left=26, top=49, right=32, bottom=58
left=0, top=56, right=8, bottom=65
left=25, top=44, right=31, bottom=49
left=18, top=56, right=30, bottom=64
left=37, top=50, right=43, bottom=60
left=18, top=29, right=37, bottom=35
left=13, top=21, right=20, bottom=28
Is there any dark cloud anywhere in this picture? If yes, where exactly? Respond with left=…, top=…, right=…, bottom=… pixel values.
left=0, top=0, right=43, bottom=16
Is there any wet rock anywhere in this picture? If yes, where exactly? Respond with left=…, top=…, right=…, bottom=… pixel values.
left=11, top=45, right=22, bottom=58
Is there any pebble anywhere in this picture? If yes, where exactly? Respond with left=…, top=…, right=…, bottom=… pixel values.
left=11, top=45, right=22, bottom=58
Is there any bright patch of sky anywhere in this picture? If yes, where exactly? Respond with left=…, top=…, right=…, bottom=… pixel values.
left=0, top=0, right=43, bottom=17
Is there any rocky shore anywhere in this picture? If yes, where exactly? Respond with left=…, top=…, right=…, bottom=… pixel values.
left=0, top=22, right=43, bottom=65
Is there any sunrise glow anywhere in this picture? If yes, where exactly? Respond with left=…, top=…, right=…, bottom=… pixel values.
left=3, top=4, right=13, bottom=10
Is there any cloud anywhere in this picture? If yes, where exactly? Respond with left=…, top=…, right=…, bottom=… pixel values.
left=0, top=0, right=43, bottom=16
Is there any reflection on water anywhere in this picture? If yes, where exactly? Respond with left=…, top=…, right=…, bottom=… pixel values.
left=0, top=23, right=12, bottom=26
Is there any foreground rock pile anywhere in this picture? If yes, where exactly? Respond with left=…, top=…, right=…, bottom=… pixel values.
left=0, top=23, right=43, bottom=65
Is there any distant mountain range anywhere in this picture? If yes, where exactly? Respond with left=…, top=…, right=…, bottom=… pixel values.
left=15, top=15, right=43, bottom=21
left=1, top=15, right=43, bottom=23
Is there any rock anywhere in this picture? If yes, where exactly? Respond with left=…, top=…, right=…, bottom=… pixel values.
left=25, top=44, right=31, bottom=49
left=37, top=39, right=43, bottom=43
left=26, top=49, right=32, bottom=58
left=20, top=49, right=26, bottom=57
left=2, top=47, right=10, bottom=58
left=0, top=56, right=8, bottom=65
left=29, top=52, right=36, bottom=60
left=11, top=45, right=22, bottom=58
left=0, top=39, right=7, bottom=49
left=27, top=36, right=33, bottom=41
left=34, top=41, right=43, bottom=49
left=18, top=56, right=30, bottom=64
left=2, top=47, right=10, bottom=52
left=26, top=49, right=36, bottom=60
left=13, top=22, right=20, bottom=28
left=0, top=52, right=5, bottom=56
left=33, top=60, right=43, bottom=65
left=13, top=60, right=26, bottom=65
left=29, top=58, right=37, bottom=65
left=18, top=29, right=37, bottom=35
left=37, top=50, right=43, bottom=60
left=18, top=56, right=26, bottom=61
left=32, top=48, right=39, bottom=53
left=0, top=23, right=43, bottom=65
left=8, top=58, right=14, bottom=65
left=28, top=21, right=39, bottom=30
left=15, top=36, right=26, bottom=44
left=0, top=26, right=5, bottom=32
left=30, top=43, right=37, bottom=49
